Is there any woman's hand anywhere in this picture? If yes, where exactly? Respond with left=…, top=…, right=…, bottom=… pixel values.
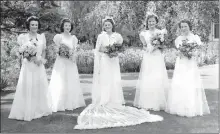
left=33, top=56, right=46, bottom=66
left=70, top=56, right=76, bottom=63
left=33, top=57, right=42, bottom=66
left=150, top=46, right=159, bottom=53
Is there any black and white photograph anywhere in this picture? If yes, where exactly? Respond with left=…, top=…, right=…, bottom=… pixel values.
left=1, top=1, right=219, bottom=133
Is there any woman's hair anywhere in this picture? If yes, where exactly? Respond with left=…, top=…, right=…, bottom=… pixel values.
left=103, top=19, right=115, bottom=32
left=145, top=14, right=159, bottom=29
left=178, top=19, right=192, bottom=31
left=60, top=18, right=74, bottom=32
left=25, top=16, right=41, bottom=30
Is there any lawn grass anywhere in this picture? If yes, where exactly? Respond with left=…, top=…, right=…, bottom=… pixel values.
left=1, top=69, right=218, bottom=133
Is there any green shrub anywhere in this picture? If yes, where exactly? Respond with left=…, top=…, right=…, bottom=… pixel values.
left=164, top=48, right=178, bottom=70
left=76, top=49, right=94, bottom=74
left=119, top=48, right=143, bottom=72
left=1, top=32, right=21, bottom=86
left=0, top=76, right=9, bottom=91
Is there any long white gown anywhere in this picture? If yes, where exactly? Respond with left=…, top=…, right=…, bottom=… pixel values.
left=74, top=31, right=163, bottom=130
left=8, top=33, right=52, bottom=121
left=166, top=33, right=210, bottom=117
left=134, top=29, right=169, bottom=111
left=48, top=34, right=86, bottom=112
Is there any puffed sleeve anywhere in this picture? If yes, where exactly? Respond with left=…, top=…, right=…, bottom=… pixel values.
left=53, top=34, right=61, bottom=46
left=175, top=36, right=182, bottom=49
left=17, top=34, right=24, bottom=46
left=41, top=33, right=46, bottom=50
left=139, top=30, right=145, bottom=37
left=194, top=34, right=202, bottom=45
left=53, top=34, right=61, bottom=53
left=115, top=33, right=123, bottom=44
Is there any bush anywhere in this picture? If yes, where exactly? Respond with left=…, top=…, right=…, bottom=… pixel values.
left=76, top=49, right=94, bottom=74
left=1, top=32, right=21, bottom=86
left=119, top=48, right=143, bottom=72
left=164, top=48, right=178, bottom=70
left=0, top=76, right=9, bottom=91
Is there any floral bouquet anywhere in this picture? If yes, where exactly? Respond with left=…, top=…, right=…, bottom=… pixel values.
left=151, top=32, right=165, bottom=52
left=179, top=39, right=199, bottom=59
left=104, top=43, right=125, bottom=58
left=19, top=44, right=37, bottom=62
left=58, top=43, right=75, bottom=61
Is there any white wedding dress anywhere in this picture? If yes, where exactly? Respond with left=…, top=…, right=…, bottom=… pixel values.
left=8, top=33, right=52, bottom=121
left=166, top=33, right=210, bottom=117
left=134, top=29, right=169, bottom=111
left=48, top=34, right=86, bottom=112
left=74, top=31, right=163, bottom=130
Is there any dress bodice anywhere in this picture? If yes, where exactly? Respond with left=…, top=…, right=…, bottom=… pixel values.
left=95, top=31, right=123, bottom=50
left=175, top=33, right=202, bottom=48
left=17, top=33, right=46, bottom=57
left=139, top=29, right=163, bottom=50
left=53, top=34, right=78, bottom=50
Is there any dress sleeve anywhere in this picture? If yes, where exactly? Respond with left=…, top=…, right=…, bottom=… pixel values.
left=53, top=34, right=61, bottom=52
left=53, top=34, right=61, bottom=46
left=139, top=31, right=145, bottom=37
left=115, top=33, right=123, bottom=44
left=175, top=36, right=181, bottom=49
left=17, top=34, right=24, bottom=46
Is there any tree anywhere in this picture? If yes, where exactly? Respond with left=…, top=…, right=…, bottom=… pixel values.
left=156, top=1, right=219, bottom=47
left=1, top=1, right=66, bottom=33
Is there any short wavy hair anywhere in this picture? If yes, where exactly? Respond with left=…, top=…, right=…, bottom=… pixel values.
left=60, top=18, right=74, bottom=32
left=25, top=16, right=41, bottom=30
left=178, top=19, right=192, bottom=31
left=145, top=14, right=159, bottom=29
left=102, top=19, right=116, bottom=32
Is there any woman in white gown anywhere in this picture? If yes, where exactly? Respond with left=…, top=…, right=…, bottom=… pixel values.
left=48, top=18, right=86, bottom=112
left=74, top=16, right=163, bottom=130
left=166, top=20, right=210, bottom=117
left=134, top=14, right=169, bottom=111
left=8, top=16, right=52, bottom=121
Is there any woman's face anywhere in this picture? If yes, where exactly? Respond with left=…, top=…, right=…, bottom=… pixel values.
left=103, top=21, right=113, bottom=32
left=29, top=20, right=38, bottom=33
left=147, top=17, right=157, bottom=29
left=180, top=22, right=190, bottom=34
left=63, top=22, right=71, bottom=33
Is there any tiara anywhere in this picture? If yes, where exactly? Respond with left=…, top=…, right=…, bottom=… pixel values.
left=102, top=16, right=115, bottom=25
left=144, top=2, right=158, bottom=23
left=26, top=16, right=39, bottom=22
left=143, top=11, right=159, bottom=26
left=146, top=11, right=158, bottom=19
left=60, top=18, right=72, bottom=23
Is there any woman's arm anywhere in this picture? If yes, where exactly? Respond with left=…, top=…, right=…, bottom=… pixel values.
left=139, top=33, right=148, bottom=51
left=175, top=36, right=182, bottom=56
left=96, top=34, right=107, bottom=53
left=53, top=34, right=61, bottom=54
left=116, top=33, right=123, bottom=44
